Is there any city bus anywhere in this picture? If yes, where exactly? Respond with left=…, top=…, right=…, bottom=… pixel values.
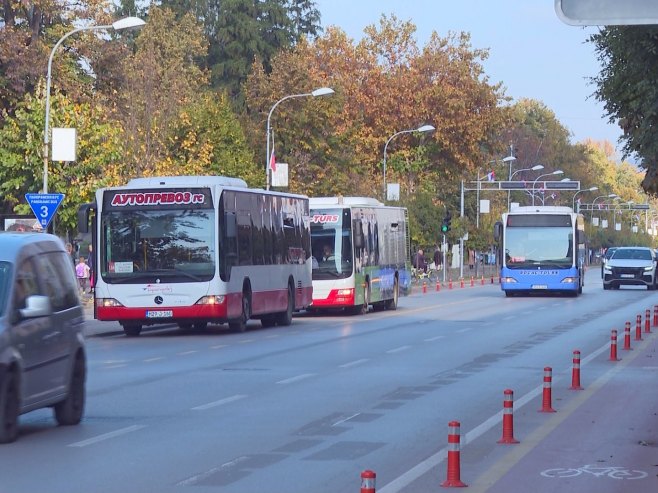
left=309, top=197, right=411, bottom=314
left=494, top=205, right=586, bottom=296
left=77, top=176, right=312, bottom=336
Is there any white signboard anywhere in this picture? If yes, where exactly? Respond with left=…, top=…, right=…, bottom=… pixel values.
left=387, top=183, right=400, bottom=201
left=480, top=199, right=490, bottom=214
left=52, top=127, right=77, bottom=162
left=271, top=162, right=289, bottom=187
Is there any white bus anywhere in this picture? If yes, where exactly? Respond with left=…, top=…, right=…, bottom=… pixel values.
left=309, top=197, right=411, bottom=314
left=78, top=176, right=312, bottom=336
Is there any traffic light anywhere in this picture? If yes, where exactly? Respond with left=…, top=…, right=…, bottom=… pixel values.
left=441, top=210, right=452, bottom=233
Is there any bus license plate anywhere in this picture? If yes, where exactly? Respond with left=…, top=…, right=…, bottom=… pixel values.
left=532, top=285, right=548, bottom=290
left=146, top=310, right=173, bottom=318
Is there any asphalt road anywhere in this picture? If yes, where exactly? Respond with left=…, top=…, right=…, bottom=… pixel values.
left=0, top=268, right=656, bottom=493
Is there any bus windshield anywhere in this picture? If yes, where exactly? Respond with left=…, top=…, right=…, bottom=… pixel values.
left=310, top=208, right=353, bottom=280
left=101, top=209, right=215, bottom=283
left=505, top=226, right=573, bottom=268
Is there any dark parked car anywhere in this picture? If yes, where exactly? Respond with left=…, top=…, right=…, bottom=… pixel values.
left=602, top=246, right=658, bottom=290
left=0, top=233, right=86, bottom=443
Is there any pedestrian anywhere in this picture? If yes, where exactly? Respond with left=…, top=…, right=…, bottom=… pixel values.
left=75, top=256, right=90, bottom=294
left=65, top=242, right=75, bottom=267
left=413, top=248, right=426, bottom=273
left=87, top=244, right=94, bottom=294
left=433, top=245, right=442, bottom=270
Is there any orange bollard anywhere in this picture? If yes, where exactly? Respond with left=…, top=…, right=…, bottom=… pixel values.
left=636, top=315, right=643, bottom=341
left=570, top=350, right=583, bottom=390
left=449, top=278, right=453, bottom=289
left=441, top=421, right=467, bottom=487
left=645, top=309, right=652, bottom=333
left=460, top=278, right=464, bottom=288
left=654, top=305, right=658, bottom=327
left=490, top=276, right=494, bottom=284
left=423, top=282, right=427, bottom=294
left=498, top=389, right=520, bottom=444
left=470, top=276, right=474, bottom=287
left=622, top=321, right=632, bottom=351
left=360, top=470, right=376, bottom=493
left=480, top=276, right=485, bottom=285
left=609, top=329, right=621, bottom=361
left=539, top=367, right=557, bottom=412
left=436, top=280, right=441, bottom=292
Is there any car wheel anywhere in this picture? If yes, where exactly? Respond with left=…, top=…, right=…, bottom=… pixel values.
left=54, top=355, right=86, bottom=426
left=0, top=369, right=20, bottom=443
left=603, top=283, right=611, bottom=290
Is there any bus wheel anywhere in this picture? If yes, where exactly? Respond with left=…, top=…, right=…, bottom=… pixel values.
left=352, top=282, right=370, bottom=315
left=229, top=290, right=251, bottom=332
left=122, top=324, right=142, bottom=337
left=276, top=284, right=294, bottom=326
left=385, top=278, right=399, bottom=310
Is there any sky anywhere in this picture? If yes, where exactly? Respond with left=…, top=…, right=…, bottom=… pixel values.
left=314, top=0, right=623, bottom=157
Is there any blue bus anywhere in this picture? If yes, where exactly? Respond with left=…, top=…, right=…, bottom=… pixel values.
left=494, top=206, right=585, bottom=296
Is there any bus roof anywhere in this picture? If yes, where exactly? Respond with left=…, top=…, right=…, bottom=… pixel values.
left=508, top=205, right=575, bottom=214
left=126, top=176, right=248, bottom=188
left=309, top=196, right=384, bottom=207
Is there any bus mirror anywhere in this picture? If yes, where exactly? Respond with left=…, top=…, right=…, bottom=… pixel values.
left=77, top=202, right=95, bottom=234
left=493, top=221, right=502, bottom=242
left=225, top=213, right=236, bottom=238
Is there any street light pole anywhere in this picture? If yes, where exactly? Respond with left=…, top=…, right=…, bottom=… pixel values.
left=382, top=124, right=434, bottom=200
left=572, top=186, right=598, bottom=212
left=43, top=16, right=145, bottom=194
left=531, top=170, right=563, bottom=205
left=265, top=87, right=334, bottom=191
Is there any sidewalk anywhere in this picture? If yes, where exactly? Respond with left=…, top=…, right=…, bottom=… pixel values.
left=469, top=329, right=658, bottom=493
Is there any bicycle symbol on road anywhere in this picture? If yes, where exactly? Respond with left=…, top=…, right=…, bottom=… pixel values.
left=541, top=464, right=647, bottom=480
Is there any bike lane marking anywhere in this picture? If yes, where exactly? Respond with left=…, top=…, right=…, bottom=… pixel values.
left=377, top=331, right=652, bottom=493
left=465, top=330, right=656, bottom=493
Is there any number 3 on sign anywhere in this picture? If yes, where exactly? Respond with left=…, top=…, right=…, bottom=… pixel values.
left=40, top=205, right=48, bottom=219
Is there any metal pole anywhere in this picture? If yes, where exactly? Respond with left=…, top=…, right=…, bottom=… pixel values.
left=460, top=180, right=464, bottom=280
left=476, top=169, right=480, bottom=229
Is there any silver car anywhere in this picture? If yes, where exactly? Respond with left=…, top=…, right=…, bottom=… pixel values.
left=0, top=232, right=86, bottom=443
left=602, top=246, right=658, bottom=290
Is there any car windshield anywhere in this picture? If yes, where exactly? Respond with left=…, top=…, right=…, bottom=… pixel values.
left=0, top=261, right=11, bottom=317
left=612, top=249, right=652, bottom=260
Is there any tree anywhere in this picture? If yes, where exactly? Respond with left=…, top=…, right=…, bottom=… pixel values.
left=158, top=0, right=321, bottom=101
left=589, top=26, right=658, bottom=194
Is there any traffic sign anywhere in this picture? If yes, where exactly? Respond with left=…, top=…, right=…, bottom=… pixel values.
left=25, top=193, right=65, bottom=229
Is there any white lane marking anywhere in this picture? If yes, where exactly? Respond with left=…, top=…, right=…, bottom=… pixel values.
left=68, top=425, right=146, bottom=447
left=238, top=339, right=254, bottom=344
left=457, top=328, right=472, bottom=333
left=103, top=360, right=128, bottom=364
left=105, top=364, right=127, bottom=369
left=377, top=342, right=612, bottom=493
left=143, top=357, right=164, bottom=363
left=332, top=413, right=361, bottom=426
left=386, top=345, right=411, bottom=354
left=211, top=344, right=227, bottom=349
left=178, top=350, right=197, bottom=356
left=176, top=456, right=249, bottom=486
left=424, top=335, right=445, bottom=342
left=339, top=359, right=369, bottom=368
left=192, top=394, right=247, bottom=411
left=276, top=373, right=316, bottom=384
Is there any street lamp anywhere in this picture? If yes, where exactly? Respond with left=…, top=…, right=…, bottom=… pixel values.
left=572, top=186, right=599, bottom=212
left=383, top=124, right=435, bottom=199
left=43, top=16, right=146, bottom=194
left=510, top=164, right=544, bottom=180
left=532, top=170, right=563, bottom=205
left=265, top=87, right=334, bottom=190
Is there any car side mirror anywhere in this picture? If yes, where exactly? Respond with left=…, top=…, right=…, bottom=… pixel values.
left=19, top=295, right=52, bottom=319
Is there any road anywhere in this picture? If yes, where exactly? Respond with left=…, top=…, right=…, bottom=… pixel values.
left=0, top=268, right=656, bottom=493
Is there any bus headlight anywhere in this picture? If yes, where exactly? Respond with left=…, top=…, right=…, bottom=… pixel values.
left=501, top=277, right=517, bottom=283
left=195, top=295, right=226, bottom=305
left=561, top=277, right=577, bottom=283
left=97, top=298, right=123, bottom=307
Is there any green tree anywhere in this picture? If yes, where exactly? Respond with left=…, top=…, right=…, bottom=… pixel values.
left=589, top=26, right=658, bottom=195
